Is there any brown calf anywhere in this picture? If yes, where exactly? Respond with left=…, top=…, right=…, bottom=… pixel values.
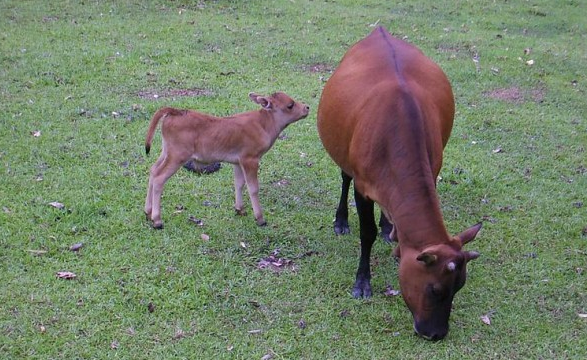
left=317, top=27, right=481, bottom=340
left=144, top=92, right=309, bottom=229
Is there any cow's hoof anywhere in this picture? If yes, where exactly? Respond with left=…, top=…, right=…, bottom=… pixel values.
left=352, top=279, right=372, bottom=298
left=334, top=222, right=350, bottom=235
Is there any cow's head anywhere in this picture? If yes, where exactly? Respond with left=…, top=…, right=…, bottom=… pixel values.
left=398, top=222, right=482, bottom=340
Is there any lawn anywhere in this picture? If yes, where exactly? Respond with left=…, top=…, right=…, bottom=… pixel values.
left=1, top=0, right=586, bottom=359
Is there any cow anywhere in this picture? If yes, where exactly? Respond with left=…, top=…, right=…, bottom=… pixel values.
left=144, top=92, right=310, bottom=229
left=317, top=26, right=481, bottom=340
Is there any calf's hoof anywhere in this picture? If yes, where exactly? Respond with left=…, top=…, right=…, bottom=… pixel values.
left=235, top=208, right=246, bottom=216
left=256, top=219, right=267, bottom=227
left=153, top=221, right=164, bottom=230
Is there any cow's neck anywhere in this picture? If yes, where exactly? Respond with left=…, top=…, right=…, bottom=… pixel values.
left=384, top=178, right=450, bottom=250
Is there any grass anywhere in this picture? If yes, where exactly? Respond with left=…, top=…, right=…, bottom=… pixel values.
left=1, top=0, right=586, bottom=358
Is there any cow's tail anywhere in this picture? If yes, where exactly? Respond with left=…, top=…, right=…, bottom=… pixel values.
left=145, top=107, right=183, bottom=155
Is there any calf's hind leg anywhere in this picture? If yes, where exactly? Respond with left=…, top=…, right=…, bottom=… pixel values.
left=146, top=155, right=184, bottom=229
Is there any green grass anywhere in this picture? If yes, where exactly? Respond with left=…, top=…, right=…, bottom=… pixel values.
left=1, top=0, right=586, bottom=358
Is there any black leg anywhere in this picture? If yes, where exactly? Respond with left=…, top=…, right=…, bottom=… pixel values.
left=334, top=171, right=352, bottom=235
left=352, top=187, right=377, bottom=298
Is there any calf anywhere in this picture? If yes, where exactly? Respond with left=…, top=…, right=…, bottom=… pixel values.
left=317, top=27, right=481, bottom=340
left=144, top=92, right=309, bottom=229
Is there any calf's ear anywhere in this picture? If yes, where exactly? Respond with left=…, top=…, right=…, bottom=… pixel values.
left=249, top=92, right=272, bottom=109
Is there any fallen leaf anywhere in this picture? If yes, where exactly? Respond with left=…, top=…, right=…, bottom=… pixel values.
left=240, top=241, right=247, bottom=249
left=480, top=314, right=491, bottom=325
left=110, top=340, right=119, bottom=349
left=49, top=202, right=65, bottom=209
left=27, top=249, right=47, bottom=256
left=261, top=353, right=274, bottom=360
left=248, top=329, right=262, bottom=334
left=298, top=319, right=307, bottom=329
left=492, top=147, right=503, bottom=154
left=384, top=284, right=401, bottom=296
left=56, top=271, right=76, bottom=279
left=578, top=313, right=587, bottom=318
left=201, top=233, right=210, bottom=241
left=39, top=325, right=46, bottom=333
left=32, top=130, right=41, bottom=137
left=69, top=243, right=83, bottom=251
left=189, top=216, right=204, bottom=226
left=148, top=302, right=155, bottom=313
left=526, top=59, right=535, bottom=66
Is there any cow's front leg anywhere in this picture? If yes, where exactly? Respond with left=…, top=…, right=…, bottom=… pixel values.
left=240, top=158, right=266, bottom=226
left=334, top=171, right=352, bottom=235
left=352, top=187, right=377, bottom=298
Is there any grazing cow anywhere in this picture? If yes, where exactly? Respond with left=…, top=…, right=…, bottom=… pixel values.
left=317, top=26, right=481, bottom=340
left=145, top=92, right=310, bottom=229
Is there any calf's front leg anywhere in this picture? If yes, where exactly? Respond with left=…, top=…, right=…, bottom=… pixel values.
left=240, top=158, right=266, bottom=226
left=233, top=164, right=246, bottom=215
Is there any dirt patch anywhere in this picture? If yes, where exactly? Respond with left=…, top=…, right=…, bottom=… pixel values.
left=484, top=85, right=546, bottom=104
left=302, top=63, right=334, bottom=73
left=137, top=88, right=214, bottom=100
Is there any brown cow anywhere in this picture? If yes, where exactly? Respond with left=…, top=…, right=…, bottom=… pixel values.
left=317, top=27, right=481, bottom=340
left=144, top=92, right=309, bottom=229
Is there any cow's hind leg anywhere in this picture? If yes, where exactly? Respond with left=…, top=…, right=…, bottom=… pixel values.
left=378, top=213, right=394, bottom=244
left=334, top=170, right=352, bottom=235
left=352, top=187, right=377, bottom=298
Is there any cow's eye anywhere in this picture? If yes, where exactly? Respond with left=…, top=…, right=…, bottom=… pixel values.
left=287, top=102, right=295, bottom=110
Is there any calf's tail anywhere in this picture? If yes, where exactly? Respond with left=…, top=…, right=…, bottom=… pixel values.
left=145, top=107, right=184, bottom=155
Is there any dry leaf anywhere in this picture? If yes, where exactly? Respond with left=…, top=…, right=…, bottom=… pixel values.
left=261, top=353, right=274, bottom=360
left=49, top=201, right=65, bottom=209
left=384, top=285, right=401, bottom=296
left=240, top=241, right=247, bottom=249
left=248, top=329, right=262, bottom=334
left=69, top=243, right=83, bottom=251
left=110, top=340, right=119, bottom=350
left=578, top=313, right=587, bottom=318
left=526, top=59, right=535, bottom=66
left=56, top=271, right=76, bottom=279
left=492, top=147, right=503, bottom=154
left=32, top=130, right=41, bottom=137
left=201, top=233, right=210, bottom=241
left=480, top=314, right=491, bottom=325
left=27, top=249, right=47, bottom=256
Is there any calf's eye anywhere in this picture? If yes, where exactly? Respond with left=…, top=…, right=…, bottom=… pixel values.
left=287, top=102, right=295, bottom=109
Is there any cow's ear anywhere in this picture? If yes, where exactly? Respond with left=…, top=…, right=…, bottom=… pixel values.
left=249, top=92, right=272, bottom=109
left=456, top=222, right=482, bottom=245
left=416, top=252, right=437, bottom=266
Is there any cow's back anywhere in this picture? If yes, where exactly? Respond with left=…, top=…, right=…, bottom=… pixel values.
left=317, top=27, right=455, bottom=198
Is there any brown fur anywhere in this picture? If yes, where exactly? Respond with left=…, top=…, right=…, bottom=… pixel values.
left=145, top=92, right=309, bottom=229
left=317, top=27, right=481, bottom=340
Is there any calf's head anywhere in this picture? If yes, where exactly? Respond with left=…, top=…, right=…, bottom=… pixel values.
left=399, top=223, right=482, bottom=341
left=249, top=92, right=310, bottom=123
